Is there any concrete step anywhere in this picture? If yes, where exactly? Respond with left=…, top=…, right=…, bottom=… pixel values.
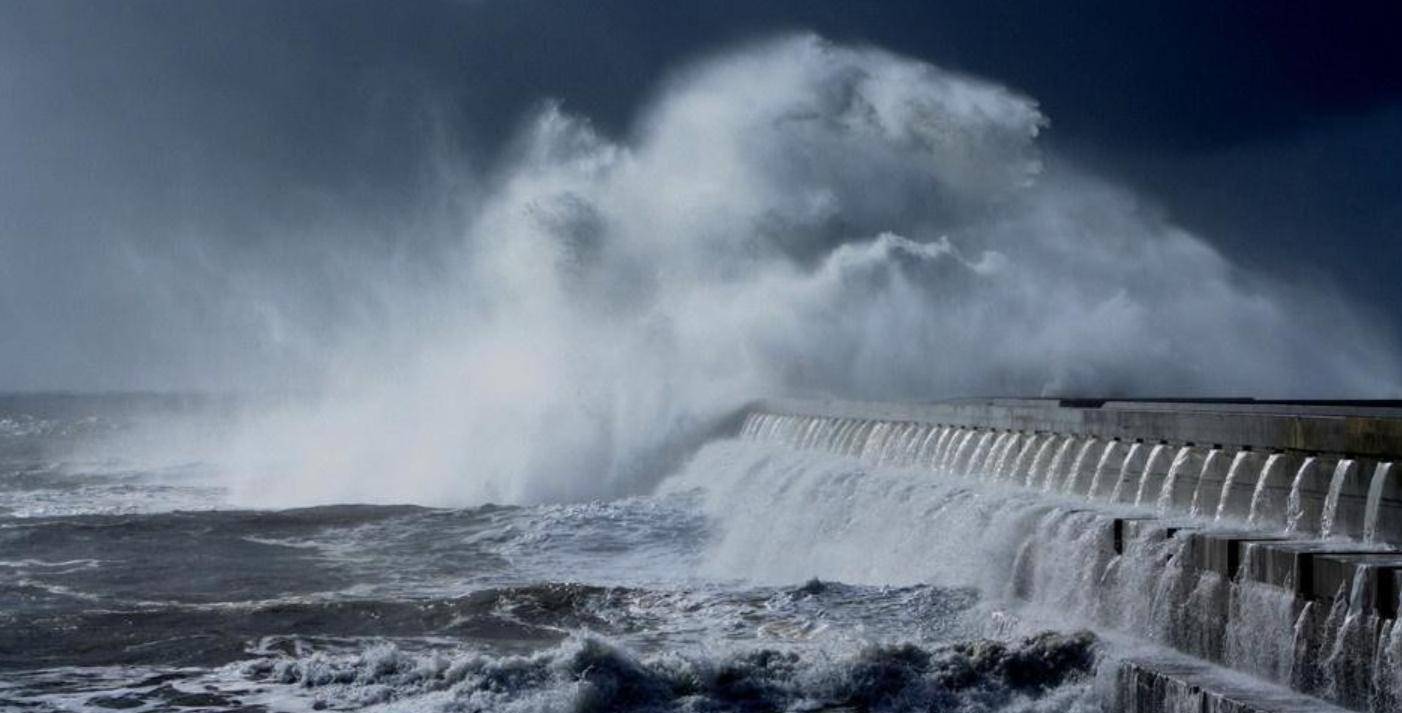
left=1112, top=653, right=1351, bottom=713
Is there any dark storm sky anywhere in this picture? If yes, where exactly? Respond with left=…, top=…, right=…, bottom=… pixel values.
left=1, top=0, right=1400, bottom=390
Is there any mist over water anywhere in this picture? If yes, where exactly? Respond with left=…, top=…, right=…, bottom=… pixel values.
left=160, top=34, right=1397, bottom=508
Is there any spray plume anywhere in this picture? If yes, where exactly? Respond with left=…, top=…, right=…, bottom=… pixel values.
left=219, top=35, right=1400, bottom=507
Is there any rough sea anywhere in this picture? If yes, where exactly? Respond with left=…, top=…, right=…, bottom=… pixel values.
left=0, top=394, right=1102, bottom=712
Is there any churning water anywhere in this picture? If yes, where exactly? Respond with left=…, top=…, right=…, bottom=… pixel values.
left=15, top=394, right=1395, bottom=713
left=1, top=394, right=1117, bottom=713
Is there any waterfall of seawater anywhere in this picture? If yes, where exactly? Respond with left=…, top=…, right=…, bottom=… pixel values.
left=1006, top=435, right=1038, bottom=484
left=1286, top=456, right=1321, bottom=536
left=999, top=432, right=1024, bottom=476
left=720, top=416, right=1070, bottom=588
left=1087, top=440, right=1122, bottom=499
left=965, top=430, right=998, bottom=477
left=936, top=427, right=960, bottom=473
left=913, top=424, right=942, bottom=465
left=1133, top=443, right=1171, bottom=507
left=1321, top=568, right=1390, bottom=710
left=1215, top=450, right=1258, bottom=521
left=1155, top=445, right=1196, bottom=512
left=946, top=429, right=974, bottom=476
left=1249, top=453, right=1292, bottom=528
left=892, top=423, right=926, bottom=465
left=966, top=431, right=996, bottom=477
left=1064, top=437, right=1099, bottom=495
left=1321, top=459, right=1357, bottom=539
left=733, top=412, right=1402, bottom=712
left=1026, top=434, right=1054, bottom=490
left=859, top=421, right=891, bottom=461
left=1109, top=442, right=1145, bottom=503
left=937, top=427, right=961, bottom=468
left=926, top=426, right=952, bottom=467
left=991, top=432, right=1021, bottom=481
left=1188, top=448, right=1224, bottom=518
left=1366, top=462, right=1396, bottom=543
left=1223, top=543, right=1302, bottom=683
left=1042, top=435, right=1075, bottom=492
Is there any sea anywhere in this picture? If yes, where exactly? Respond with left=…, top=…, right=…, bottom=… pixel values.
left=0, top=394, right=1104, bottom=712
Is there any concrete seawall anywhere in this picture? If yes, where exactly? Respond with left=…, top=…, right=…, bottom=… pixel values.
left=739, top=397, right=1402, bottom=713
left=756, top=397, right=1402, bottom=458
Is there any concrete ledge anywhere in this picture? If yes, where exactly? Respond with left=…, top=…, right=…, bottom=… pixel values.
left=1114, top=654, right=1351, bottom=713
left=1185, top=531, right=1291, bottom=579
left=1367, top=464, right=1402, bottom=543
left=742, top=401, right=1402, bottom=710
left=1310, top=553, right=1402, bottom=619
left=1113, top=516, right=1159, bottom=554
left=1120, top=517, right=1196, bottom=548
left=1242, top=541, right=1371, bottom=598
left=755, top=397, right=1402, bottom=460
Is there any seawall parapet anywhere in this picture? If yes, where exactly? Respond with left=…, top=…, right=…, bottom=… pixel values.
left=738, top=397, right=1402, bottom=713
left=755, top=396, right=1402, bottom=458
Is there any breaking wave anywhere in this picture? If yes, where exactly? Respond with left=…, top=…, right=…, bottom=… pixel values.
left=129, top=33, right=1402, bottom=507
left=244, top=631, right=1099, bottom=712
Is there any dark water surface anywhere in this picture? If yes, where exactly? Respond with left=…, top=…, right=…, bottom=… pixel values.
left=0, top=395, right=1097, bottom=712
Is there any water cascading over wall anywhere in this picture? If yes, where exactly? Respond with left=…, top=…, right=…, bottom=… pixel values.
left=735, top=397, right=1402, bottom=713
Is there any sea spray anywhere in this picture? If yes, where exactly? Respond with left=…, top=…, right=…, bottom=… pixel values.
left=223, top=41, right=1399, bottom=508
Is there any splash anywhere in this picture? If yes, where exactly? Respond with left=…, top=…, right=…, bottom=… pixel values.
left=214, top=34, right=1398, bottom=508
left=241, top=632, right=1099, bottom=713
